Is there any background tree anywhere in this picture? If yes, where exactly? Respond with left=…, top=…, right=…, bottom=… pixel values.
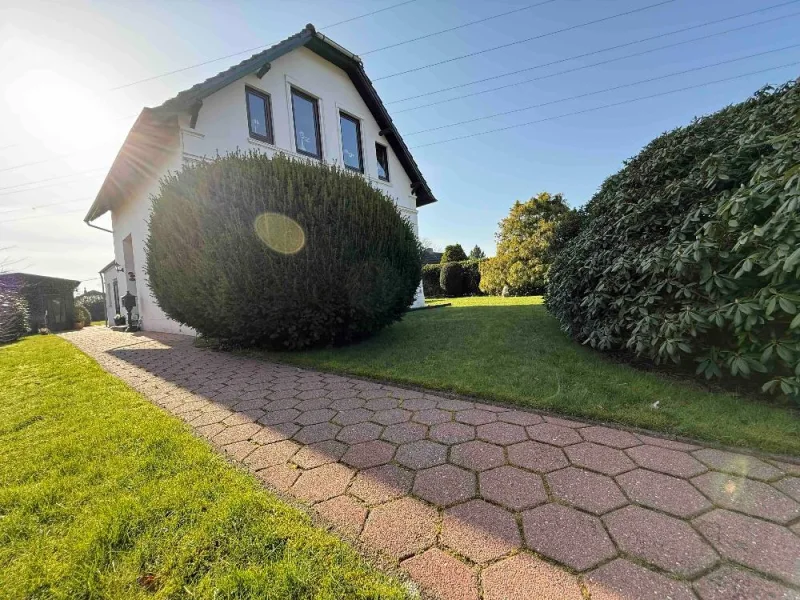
left=469, top=245, right=486, bottom=259
left=75, top=289, right=105, bottom=322
left=479, top=192, right=571, bottom=296
left=440, top=244, right=468, bottom=263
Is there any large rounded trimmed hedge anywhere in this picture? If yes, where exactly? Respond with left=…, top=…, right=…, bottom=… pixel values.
left=145, top=153, right=422, bottom=349
left=547, top=79, right=800, bottom=397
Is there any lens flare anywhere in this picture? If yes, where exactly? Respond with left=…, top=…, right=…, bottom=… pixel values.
left=254, top=212, right=306, bottom=254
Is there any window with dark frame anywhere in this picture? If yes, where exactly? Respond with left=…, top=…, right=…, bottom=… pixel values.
left=291, top=88, right=322, bottom=159
left=339, top=112, right=363, bottom=172
left=245, top=87, right=273, bottom=144
left=375, top=143, right=390, bottom=181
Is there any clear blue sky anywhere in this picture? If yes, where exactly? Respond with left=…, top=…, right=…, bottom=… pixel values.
left=1, top=0, right=799, bottom=285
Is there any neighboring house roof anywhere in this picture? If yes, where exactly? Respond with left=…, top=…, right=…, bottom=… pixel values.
left=85, top=24, right=436, bottom=222
left=422, top=249, right=443, bottom=265
left=0, top=273, right=81, bottom=288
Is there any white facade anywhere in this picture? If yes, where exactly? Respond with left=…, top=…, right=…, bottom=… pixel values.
left=103, top=45, right=426, bottom=335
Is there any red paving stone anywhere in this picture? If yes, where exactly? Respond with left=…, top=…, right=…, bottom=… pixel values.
left=482, top=554, right=584, bottom=600
left=604, top=506, right=718, bottom=577
left=547, top=467, right=627, bottom=515
left=691, top=471, right=800, bottom=524
left=617, top=468, right=712, bottom=518
left=450, top=440, right=506, bottom=471
left=64, top=328, right=800, bottom=600
left=693, top=565, right=800, bottom=600
left=693, top=509, right=800, bottom=586
left=565, top=442, right=636, bottom=475
left=441, top=499, right=521, bottom=563
left=507, top=440, right=569, bottom=473
left=361, top=497, right=437, bottom=559
left=413, top=464, right=476, bottom=507
left=586, top=559, right=696, bottom=600
left=627, top=444, right=708, bottom=478
left=522, top=503, right=617, bottom=570
left=401, top=549, right=478, bottom=600
left=479, top=466, right=547, bottom=511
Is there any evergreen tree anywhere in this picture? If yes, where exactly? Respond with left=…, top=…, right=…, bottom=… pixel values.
left=469, top=245, right=486, bottom=259
left=440, top=243, right=468, bottom=263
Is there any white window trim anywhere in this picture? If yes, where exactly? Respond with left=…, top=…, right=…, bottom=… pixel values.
left=335, top=102, right=367, bottom=175
left=285, top=75, right=325, bottom=160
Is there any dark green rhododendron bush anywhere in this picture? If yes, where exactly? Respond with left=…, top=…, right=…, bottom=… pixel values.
left=146, top=153, right=422, bottom=349
left=547, top=79, right=800, bottom=398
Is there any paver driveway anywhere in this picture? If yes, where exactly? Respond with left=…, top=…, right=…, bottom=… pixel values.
left=62, top=328, right=800, bottom=600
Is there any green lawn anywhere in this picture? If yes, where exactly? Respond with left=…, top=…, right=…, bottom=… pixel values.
left=0, top=336, right=408, bottom=600
left=262, top=297, right=799, bottom=456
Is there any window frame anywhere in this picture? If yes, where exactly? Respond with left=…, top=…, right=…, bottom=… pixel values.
left=338, top=111, right=364, bottom=173
left=290, top=87, right=323, bottom=160
left=375, top=142, right=390, bottom=182
left=245, top=86, right=274, bottom=145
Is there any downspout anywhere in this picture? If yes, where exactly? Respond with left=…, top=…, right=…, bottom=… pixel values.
left=85, top=220, right=113, bottom=234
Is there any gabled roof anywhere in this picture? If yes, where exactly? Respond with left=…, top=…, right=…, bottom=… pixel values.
left=85, top=24, right=435, bottom=222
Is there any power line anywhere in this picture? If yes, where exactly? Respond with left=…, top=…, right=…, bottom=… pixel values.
left=0, top=197, right=90, bottom=215
left=0, top=113, right=139, bottom=153
left=371, top=0, right=678, bottom=82
left=0, top=167, right=109, bottom=196
left=359, top=0, right=560, bottom=56
left=386, top=0, right=800, bottom=107
left=108, top=0, right=420, bottom=91
left=0, top=207, right=86, bottom=224
left=404, top=44, right=800, bottom=136
left=411, top=61, right=799, bottom=149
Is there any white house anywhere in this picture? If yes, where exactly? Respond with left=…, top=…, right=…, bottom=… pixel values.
left=84, top=24, right=436, bottom=335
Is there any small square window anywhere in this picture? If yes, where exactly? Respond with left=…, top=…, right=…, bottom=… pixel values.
left=339, top=112, right=363, bottom=172
left=245, top=87, right=273, bottom=144
left=291, top=88, right=322, bottom=159
left=376, top=143, right=390, bottom=181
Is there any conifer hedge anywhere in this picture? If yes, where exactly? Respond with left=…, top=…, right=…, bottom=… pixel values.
left=146, top=153, right=422, bottom=349
left=547, top=80, right=800, bottom=398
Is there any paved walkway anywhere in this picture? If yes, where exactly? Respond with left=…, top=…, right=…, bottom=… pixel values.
left=62, top=328, right=800, bottom=600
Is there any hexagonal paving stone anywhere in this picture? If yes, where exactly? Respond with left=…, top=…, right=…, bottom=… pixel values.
left=692, top=448, right=784, bottom=481
left=479, top=466, right=547, bottom=511
left=497, top=410, right=543, bottom=426
left=604, top=506, right=718, bottom=577
left=442, top=499, right=521, bottom=563
left=507, top=440, right=569, bottom=473
left=291, top=463, right=354, bottom=504
left=395, top=439, right=447, bottom=469
left=259, top=408, right=301, bottom=425
left=693, top=565, right=800, bottom=600
left=626, top=445, right=707, bottom=478
left=526, top=423, right=583, bottom=447
left=294, top=397, right=333, bottom=412
left=634, top=434, right=700, bottom=452
left=430, top=422, right=476, bottom=444
left=617, top=468, right=711, bottom=518
left=401, top=549, right=479, bottom=600
left=565, top=442, right=635, bottom=476
left=585, top=559, right=696, bottom=600
left=293, top=422, right=341, bottom=444
left=255, top=463, right=300, bottom=491
left=294, top=408, right=336, bottom=425
left=437, top=398, right=475, bottom=411
left=341, top=440, right=396, bottom=469
left=775, top=476, right=800, bottom=502
left=381, top=421, right=427, bottom=444
left=315, top=495, right=367, bottom=537
left=350, top=464, right=413, bottom=505
left=291, top=440, right=347, bottom=469
left=328, top=397, right=364, bottom=410
left=371, top=407, right=411, bottom=425
left=363, top=397, right=398, bottom=411
left=212, top=423, right=261, bottom=446
left=580, top=426, right=641, bottom=449
left=413, top=408, right=452, bottom=425
left=401, top=397, right=437, bottom=411
left=455, top=409, right=498, bottom=426
left=476, top=422, right=528, bottom=445
left=481, top=553, right=583, bottom=600
left=333, top=408, right=374, bottom=426
left=244, top=440, right=300, bottom=470
left=547, top=467, right=627, bottom=515
left=222, top=440, right=258, bottom=461
left=413, top=464, right=476, bottom=506
left=336, top=422, right=383, bottom=444
left=543, top=415, right=588, bottom=428
left=451, top=440, right=506, bottom=471
left=360, top=497, right=437, bottom=559
left=522, top=503, right=616, bottom=570
left=692, top=472, right=800, bottom=524
left=693, top=509, right=800, bottom=586
left=252, top=422, right=300, bottom=444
